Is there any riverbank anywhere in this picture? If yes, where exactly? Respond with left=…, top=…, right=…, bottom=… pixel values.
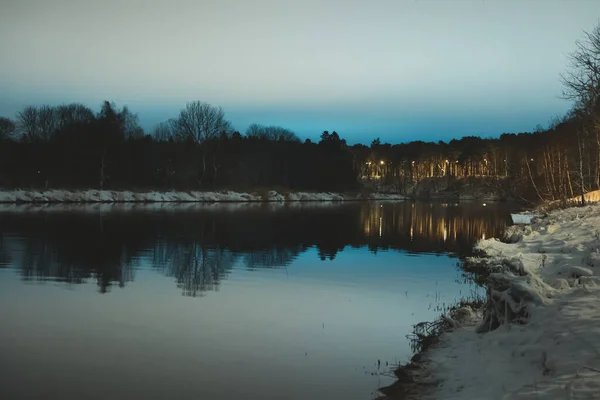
left=367, top=176, right=518, bottom=202
left=0, top=201, right=359, bottom=214
left=382, top=203, right=600, bottom=399
left=0, top=189, right=406, bottom=203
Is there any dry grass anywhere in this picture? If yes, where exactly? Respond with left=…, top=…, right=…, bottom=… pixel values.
left=377, top=296, right=485, bottom=399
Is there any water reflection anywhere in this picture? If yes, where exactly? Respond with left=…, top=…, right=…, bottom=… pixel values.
left=153, top=243, right=236, bottom=297
left=0, top=201, right=516, bottom=295
left=0, top=201, right=519, bottom=400
left=361, top=202, right=509, bottom=254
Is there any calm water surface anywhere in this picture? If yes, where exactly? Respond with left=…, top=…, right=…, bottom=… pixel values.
left=0, top=201, right=519, bottom=400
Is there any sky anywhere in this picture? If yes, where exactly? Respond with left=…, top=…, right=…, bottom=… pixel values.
left=1, top=0, right=600, bottom=144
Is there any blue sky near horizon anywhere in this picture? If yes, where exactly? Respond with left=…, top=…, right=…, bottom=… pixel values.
left=1, top=0, right=599, bottom=145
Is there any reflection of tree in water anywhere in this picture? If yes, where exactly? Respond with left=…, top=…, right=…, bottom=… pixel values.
left=360, top=202, right=514, bottom=256
left=0, top=201, right=518, bottom=295
left=153, top=241, right=237, bottom=297
left=1, top=214, right=140, bottom=292
left=20, top=239, right=86, bottom=284
left=242, top=246, right=302, bottom=269
left=0, top=232, right=11, bottom=268
left=316, top=245, right=342, bottom=261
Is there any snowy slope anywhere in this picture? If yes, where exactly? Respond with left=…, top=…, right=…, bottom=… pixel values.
left=416, top=204, right=600, bottom=400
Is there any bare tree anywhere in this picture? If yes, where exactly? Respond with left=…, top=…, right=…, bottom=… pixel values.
left=37, top=105, right=58, bottom=141
left=245, top=123, right=265, bottom=139
left=245, top=123, right=300, bottom=142
left=17, top=105, right=59, bottom=142
left=561, top=21, right=600, bottom=197
left=561, top=21, right=600, bottom=113
left=120, top=106, right=144, bottom=140
left=171, top=101, right=232, bottom=187
left=266, top=126, right=300, bottom=142
left=171, top=101, right=231, bottom=144
left=0, top=117, right=16, bottom=141
left=152, top=121, right=173, bottom=142
left=17, top=106, right=41, bottom=142
left=56, top=103, right=95, bottom=129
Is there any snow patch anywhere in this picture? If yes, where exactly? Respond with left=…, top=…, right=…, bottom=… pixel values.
left=413, top=203, right=600, bottom=400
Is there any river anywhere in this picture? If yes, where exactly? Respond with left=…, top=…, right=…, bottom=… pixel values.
left=0, top=201, right=520, bottom=400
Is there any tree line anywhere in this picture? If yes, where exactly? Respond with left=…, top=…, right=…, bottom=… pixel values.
left=355, top=22, right=600, bottom=204
left=1, top=22, right=600, bottom=202
left=0, top=101, right=357, bottom=192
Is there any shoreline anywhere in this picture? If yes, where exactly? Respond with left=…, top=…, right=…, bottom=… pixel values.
left=0, top=189, right=407, bottom=204
left=0, top=201, right=367, bottom=214
left=0, top=188, right=514, bottom=204
left=381, top=202, right=600, bottom=399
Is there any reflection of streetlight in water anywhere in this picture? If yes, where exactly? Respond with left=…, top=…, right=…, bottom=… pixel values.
left=379, top=204, right=383, bottom=237
left=359, top=202, right=508, bottom=250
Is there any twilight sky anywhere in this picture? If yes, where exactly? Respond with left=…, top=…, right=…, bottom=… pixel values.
left=1, top=0, right=599, bottom=144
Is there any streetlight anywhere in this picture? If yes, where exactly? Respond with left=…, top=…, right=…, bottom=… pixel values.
left=380, top=160, right=385, bottom=165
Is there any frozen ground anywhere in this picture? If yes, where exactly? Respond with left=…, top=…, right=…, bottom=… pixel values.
left=413, top=203, right=600, bottom=400
left=0, top=189, right=406, bottom=203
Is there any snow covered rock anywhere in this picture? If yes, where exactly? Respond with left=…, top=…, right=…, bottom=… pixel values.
left=267, top=191, right=285, bottom=202
left=502, top=225, right=524, bottom=243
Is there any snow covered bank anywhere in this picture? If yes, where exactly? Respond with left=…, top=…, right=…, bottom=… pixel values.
left=0, top=201, right=353, bottom=214
left=0, top=189, right=406, bottom=204
left=394, top=204, right=600, bottom=399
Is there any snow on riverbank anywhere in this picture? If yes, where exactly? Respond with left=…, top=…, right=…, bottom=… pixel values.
left=0, top=201, right=356, bottom=214
left=412, top=204, right=600, bottom=399
left=0, top=189, right=406, bottom=204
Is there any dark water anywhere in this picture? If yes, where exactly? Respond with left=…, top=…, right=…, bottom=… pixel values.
left=0, top=201, right=518, bottom=400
